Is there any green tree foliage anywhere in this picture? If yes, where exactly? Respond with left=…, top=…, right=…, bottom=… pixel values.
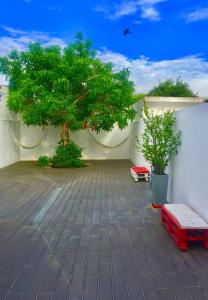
left=148, top=78, right=196, bottom=97
left=142, top=103, right=181, bottom=175
left=0, top=33, right=135, bottom=134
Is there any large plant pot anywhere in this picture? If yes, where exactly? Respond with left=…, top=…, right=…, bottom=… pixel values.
left=151, top=173, right=169, bottom=207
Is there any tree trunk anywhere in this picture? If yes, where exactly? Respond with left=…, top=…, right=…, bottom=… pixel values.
left=61, top=122, right=69, bottom=145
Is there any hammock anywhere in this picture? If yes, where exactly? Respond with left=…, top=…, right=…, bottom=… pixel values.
left=88, top=129, right=130, bottom=149
left=11, top=126, right=47, bottom=149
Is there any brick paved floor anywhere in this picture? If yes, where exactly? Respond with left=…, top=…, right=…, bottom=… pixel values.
left=0, top=160, right=208, bottom=300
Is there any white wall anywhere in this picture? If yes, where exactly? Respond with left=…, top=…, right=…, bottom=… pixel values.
left=71, top=125, right=131, bottom=160
left=1, top=86, right=206, bottom=166
left=18, top=96, right=206, bottom=162
left=167, top=103, right=208, bottom=222
left=20, top=124, right=60, bottom=161
left=20, top=123, right=131, bottom=160
left=0, top=86, right=20, bottom=168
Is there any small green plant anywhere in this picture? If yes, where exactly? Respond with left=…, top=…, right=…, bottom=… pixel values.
left=38, top=155, right=50, bottom=167
left=52, top=139, right=85, bottom=168
left=141, top=103, right=181, bottom=175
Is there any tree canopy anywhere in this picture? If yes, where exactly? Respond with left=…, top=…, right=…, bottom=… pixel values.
left=0, top=33, right=135, bottom=133
left=148, top=78, right=196, bottom=97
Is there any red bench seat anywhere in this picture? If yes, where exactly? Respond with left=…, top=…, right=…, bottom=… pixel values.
left=161, top=204, right=208, bottom=250
left=130, top=166, right=150, bottom=182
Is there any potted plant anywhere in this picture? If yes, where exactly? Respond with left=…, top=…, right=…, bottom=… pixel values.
left=141, top=103, right=181, bottom=207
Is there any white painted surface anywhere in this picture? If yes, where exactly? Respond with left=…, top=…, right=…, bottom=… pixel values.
left=145, top=96, right=205, bottom=103
left=20, top=123, right=131, bottom=160
left=0, top=86, right=20, bottom=168
left=167, top=103, right=208, bottom=222
left=71, top=125, right=131, bottom=160
left=164, top=204, right=208, bottom=229
left=20, top=124, right=60, bottom=160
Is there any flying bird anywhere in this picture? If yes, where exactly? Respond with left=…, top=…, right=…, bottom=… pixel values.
left=123, top=28, right=131, bottom=35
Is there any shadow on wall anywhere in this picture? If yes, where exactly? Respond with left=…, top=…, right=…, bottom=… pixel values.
left=0, top=86, right=20, bottom=168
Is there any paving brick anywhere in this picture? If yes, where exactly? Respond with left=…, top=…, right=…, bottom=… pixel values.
left=70, top=263, right=85, bottom=294
left=112, top=252, right=128, bottom=300
left=134, top=251, right=151, bottom=275
left=157, top=288, right=176, bottom=300
left=167, top=273, right=193, bottom=300
left=52, top=274, right=69, bottom=300
left=187, top=286, right=208, bottom=300
left=8, top=265, right=35, bottom=294
left=83, top=276, right=98, bottom=300
left=140, top=274, right=159, bottom=300
left=99, top=262, right=112, bottom=293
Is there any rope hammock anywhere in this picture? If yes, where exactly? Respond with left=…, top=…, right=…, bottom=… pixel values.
left=10, top=122, right=130, bottom=150
left=87, top=129, right=131, bottom=149
left=11, top=126, right=47, bottom=149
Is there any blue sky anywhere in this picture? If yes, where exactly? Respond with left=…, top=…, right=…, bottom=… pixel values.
left=1, top=0, right=208, bottom=95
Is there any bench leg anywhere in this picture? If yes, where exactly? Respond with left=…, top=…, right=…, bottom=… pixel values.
left=204, top=230, right=208, bottom=249
left=177, top=228, right=188, bottom=251
left=161, top=209, right=166, bottom=223
left=161, top=209, right=173, bottom=233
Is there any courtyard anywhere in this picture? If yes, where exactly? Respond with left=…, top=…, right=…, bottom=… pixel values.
left=0, top=161, right=208, bottom=300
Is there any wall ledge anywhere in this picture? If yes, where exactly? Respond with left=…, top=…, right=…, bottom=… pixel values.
left=144, top=96, right=206, bottom=103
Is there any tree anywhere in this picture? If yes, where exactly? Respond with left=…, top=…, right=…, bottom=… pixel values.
left=0, top=33, right=135, bottom=166
left=142, top=103, right=181, bottom=175
left=148, top=77, right=196, bottom=97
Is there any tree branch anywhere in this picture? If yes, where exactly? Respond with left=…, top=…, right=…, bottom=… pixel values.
left=73, top=90, right=89, bottom=104
left=86, top=74, right=99, bottom=81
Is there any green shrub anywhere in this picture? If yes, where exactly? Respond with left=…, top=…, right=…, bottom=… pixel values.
left=38, top=155, right=50, bottom=167
left=52, top=139, right=85, bottom=168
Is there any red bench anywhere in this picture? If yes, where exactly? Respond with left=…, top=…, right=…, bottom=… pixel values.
left=161, top=204, right=208, bottom=251
left=130, top=166, right=150, bottom=182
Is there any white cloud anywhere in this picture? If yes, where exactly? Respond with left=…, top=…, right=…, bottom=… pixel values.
left=97, top=49, right=208, bottom=97
left=111, top=1, right=140, bottom=19
left=0, top=75, right=7, bottom=86
left=95, top=0, right=166, bottom=21
left=141, top=6, right=160, bottom=20
left=95, top=2, right=139, bottom=20
left=0, top=26, right=66, bottom=56
left=2, top=26, right=27, bottom=36
left=138, top=0, right=166, bottom=5
left=0, top=27, right=67, bottom=85
left=185, top=7, right=208, bottom=23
